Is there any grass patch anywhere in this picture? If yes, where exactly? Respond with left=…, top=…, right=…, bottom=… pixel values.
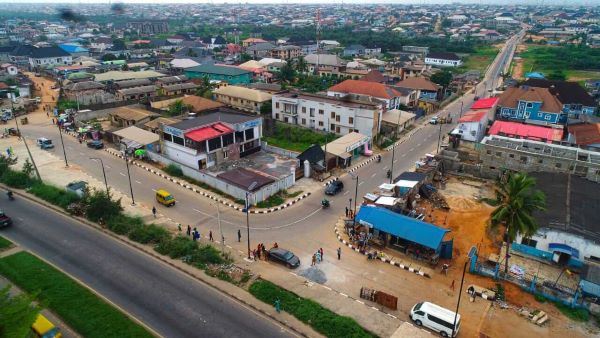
left=554, top=301, right=589, bottom=322
left=256, top=190, right=304, bottom=209
left=481, top=197, right=500, bottom=206
left=520, top=45, right=600, bottom=80
left=0, top=252, right=153, bottom=338
left=28, top=182, right=81, bottom=209
left=0, top=236, right=12, bottom=250
left=264, top=122, right=337, bottom=152
left=455, top=46, right=499, bottom=75
left=534, top=293, right=547, bottom=303
left=249, top=279, right=376, bottom=338
left=160, top=164, right=241, bottom=203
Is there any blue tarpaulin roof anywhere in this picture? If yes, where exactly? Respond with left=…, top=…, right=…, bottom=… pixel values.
left=356, top=206, right=450, bottom=250
left=59, top=44, right=89, bottom=54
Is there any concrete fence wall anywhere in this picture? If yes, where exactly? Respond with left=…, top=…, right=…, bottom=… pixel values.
left=147, top=151, right=294, bottom=203
left=261, top=141, right=300, bottom=159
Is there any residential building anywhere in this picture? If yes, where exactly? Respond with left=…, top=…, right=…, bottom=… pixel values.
left=8, top=44, right=35, bottom=66
left=380, top=109, right=416, bottom=137
left=0, top=63, right=18, bottom=76
left=94, top=70, right=165, bottom=83
left=246, top=42, right=277, bottom=59
left=343, top=44, right=366, bottom=57
left=63, top=81, right=116, bottom=106
left=159, top=83, right=200, bottom=97
left=402, top=45, right=429, bottom=56
left=304, top=54, right=346, bottom=75
left=58, top=44, right=90, bottom=57
left=451, top=111, right=488, bottom=143
left=394, top=77, right=440, bottom=103
left=478, top=135, right=600, bottom=183
left=324, top=132, right=372, bottom=168
left=127, top=21, right=169, bottom=35
left=184, top=65, right=252, bottom=85
left=271, top=91, right=383, bottom=138
left=201, top=36, right=226, bottom=49
left=522, top=79, right=597, bottom=117
left=28, top=46, right=73, bottom=69
left=116, top=85, right=157, bottom=101
left=269, top=45, right=302, bottom=60
left=496, top=86, right=566, bottom=126
left=161, top=110, right=262, bottom=170
left=488, top=120, right=564, bottom=143
left=151, top=95, right=223, bottom=114
left=512, top=172, right=600, bottom=272
left=424, top=52, right=462, bottom=67
left=567, top=123, right=600, bottom=151
left=109, top=106, right=159, bottom=128
left=213, top=85, right=272, bottom=114
left=242, top=38, right=267, bottom=48
left=327, top=79, right=403, bottom=110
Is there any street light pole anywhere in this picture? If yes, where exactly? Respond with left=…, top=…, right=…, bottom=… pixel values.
left=459, top=101, right=464, bottom=117
left=216, top=202, right=224, bottom=252
left=57, top=121, right=68, bottom=167
left=351, top=174, right=359, bottom=226
left=389, top=145, right=396, bottom=184
left=121, top=143, right=135, bottom=205
left=436, top=114, right=443, bottom=154
left=11, top=98, right=41, bottom=181
left=452, top=258, right=470, bottom=338
left=245, top=181, right=258, bottom=260
left=90, top=157, right=108, bottom=194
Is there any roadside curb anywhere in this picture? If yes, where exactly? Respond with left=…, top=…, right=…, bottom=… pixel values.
left=384, top=124, right=426, bottom=152
left=2, top=185, right=312, bottom=338
left=102, top=148, right=311, bottom=214
left=333, top=222, right=432, bottom=279
left=346, top=155, right=378, bottom=174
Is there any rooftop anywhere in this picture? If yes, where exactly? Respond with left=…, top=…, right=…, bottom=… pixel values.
left=217, top=168, right=275, bottom=192
left=497, top=86, right=563, bottom=114
left=95, top=70, right=165, bottom=82
left=274, top=91, right=381, bottom=109
left=168, top=109, right=258, bottom=131
left=470, top=97, right=499, bottom=110
left=394, top=77, right=439, bottom=91
left=214, top=85, right=272, bottom=102
left=185, top=64, right=252, bottom=77
left=488, top=120, right=563, bottom=143
left=458, top=111, right=487, bottom=123
left=523, top=79, right=596, bottom=107
left=568, top=123, right=600, bottom=146
left=328, top=79, right=402, bottom=100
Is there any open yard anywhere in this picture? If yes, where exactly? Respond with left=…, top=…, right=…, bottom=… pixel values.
left=519, top=45, right=600, bottom=81
left=456, top=46, right=499, bottom=75
left=263, top=121, right=337, bottom=152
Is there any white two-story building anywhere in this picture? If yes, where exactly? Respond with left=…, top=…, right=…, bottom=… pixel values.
left=28, top=46, right=72, bottom=69
left=424, top=52, right=462, bottom=67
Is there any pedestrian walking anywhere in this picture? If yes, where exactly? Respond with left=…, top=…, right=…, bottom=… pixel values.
left=186, top=225, right=191, bottom=236
left=319, top=247, right=324, bottom=260
left=177, top=223, right=182, bottom=232
left=256, top=244, right=261, bottom=259
left=450, top=280, right=455, bottom=291
left=274, top=299, right=281, bottom=313
left=152, top=206, right=157, bottom=218
left=315, top=250, right=321, bottom=263
left=209, top=230, right=213, bottom=242
left=237, top=229, right=241, bottom=242
left=442, top=263, right=449, bottom=275
left=192, top=230, right=198, bottom=242
left=345, top=206, right=348, bottom=217
left=51, top=118, right=55, bottom=125
left=311, top=254, right=316, bottom=266
left=46, top=111, right=49, bottom=117
left=337, top=247, right=341, bottom=260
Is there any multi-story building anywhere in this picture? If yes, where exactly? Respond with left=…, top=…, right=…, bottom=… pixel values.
left=271, top=91, right=383, bottom=138
left=28, top=46, right=73, bottom=69
left=424, top=52, right=462, bottom=67
left=161, top=109, right=262, bottom=170
left=127, top=21, right=169, bottom=35
left=327, top=79, right=404, bottom=110
left=213, top=85, right=272, bottom=114
left=496, top=86, right=567, bottom=126
left=523, top=79, right=597, bottom=117
left=269, top=45, right=302, bottom=60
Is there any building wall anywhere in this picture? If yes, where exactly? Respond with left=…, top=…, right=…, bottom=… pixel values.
left=455, top=119, right=487, bottom=142
left=516, top=229, right=599, bottom=264
left=479, top=136, right=600, bottom=183
left=327, top=90, right=399, bottom=110
left=214, top=93, right=265, bottom=114
left=271, top=95, right=381, bottom=138
left=29, top=55, right=72, bottom=68
left=424, top=57, right=462, bottom=67
left=498, top=101, right=565, bottom=125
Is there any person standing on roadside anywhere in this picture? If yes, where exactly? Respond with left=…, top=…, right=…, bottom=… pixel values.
left=238, top=229, right=241, bottom=242
left=209, top=230, right=213, bottom=242
left=186, top=225, right=191, bottom=237
left=337, top=247, right=341, bottom=260
left=311, top=254, right=316, bottom=266
left=152, top=206, right=157, bottom=218
left=319, top=247, right=324, bottom=260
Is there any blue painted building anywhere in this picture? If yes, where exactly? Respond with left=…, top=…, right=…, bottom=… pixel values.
left=355, top=206, right=452, bottom=260
left=524, top=79, right=598, bottom=118
left=497, top=86, right=568, bottom=126
left=184, top=64, right=252, bottom=85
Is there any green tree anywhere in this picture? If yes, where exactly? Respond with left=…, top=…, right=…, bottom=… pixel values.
left=0, top=286, right=40, bottom=338
left=547, top=70, right=566, bottom=81
left=430, top=70, right=453, bottom=89
left=194, top=76, right=215, bottom=98
left=276, top=63, right=296, bottom=84
left=167, top=100, right=192, bottom=117
left=259, top=103, right=272, bottom=116
left=101, top=53, right=117, bottom=61
left=21, top=158, right=34, bottom=177
left=490, top=172, right=546, bottom=274
left=84, top=188, right=123, bottom=222
left=293, top=56, right=307, bottom=73
left=240, top=53, right=252, bottom=62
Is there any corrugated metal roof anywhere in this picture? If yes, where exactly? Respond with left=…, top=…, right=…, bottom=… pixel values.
left=355, top=206, right=450, bottom=250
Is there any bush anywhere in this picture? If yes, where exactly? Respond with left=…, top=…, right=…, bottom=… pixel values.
left=128, top=224, right=170, bottom=245
left=249, top=279, right=376, bottom=338
left=28, top=182, right=80, bottom=209
left=85, top=189, right=123, bottom=222
left=106, top=215, right=144, bottom=235
left=154, top=236, right=197, bottom=258
left=189, top=245, right=225, bottom=266
left=534, top=293, right=547, bottom=303
left=1, top=170, right=35, bottom=189
left=554, top=301, right=589, bottom=322
left=164, top=164, right=184, bottom=177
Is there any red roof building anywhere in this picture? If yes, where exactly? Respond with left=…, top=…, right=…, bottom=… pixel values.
left=567, top=123, right=600, bottom=146
left=184, top=122, right=233, bottom=142
left=327, top=79, right=403, bottom=109
left=453, top=111, right=489, bottom=142
left=488, top=120, right=563, bottom=143
left=458, top=111, right=487, bottom=123
left=470, top=97, right=499, bottom=110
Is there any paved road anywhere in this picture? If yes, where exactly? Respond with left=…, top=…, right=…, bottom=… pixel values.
left=0, top=196, right=294, bottom=338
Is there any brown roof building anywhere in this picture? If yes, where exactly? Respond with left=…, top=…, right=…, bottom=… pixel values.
left=498, top=87, right=563, bottom=113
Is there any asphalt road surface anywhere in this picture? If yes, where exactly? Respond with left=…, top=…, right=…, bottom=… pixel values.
left=0, top=196, right=294, bottom=338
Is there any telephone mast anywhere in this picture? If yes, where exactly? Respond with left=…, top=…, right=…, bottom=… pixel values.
left=315, top=9, right=322, bottom=75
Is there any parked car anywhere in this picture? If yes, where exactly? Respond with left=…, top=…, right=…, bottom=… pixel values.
left=66, top=181, right=88, bottom=198
left=268, top=247, right=300, bottom=268
left=0, top=210, right=12, bottom=228
left=429, top=116, right=439, bottom=125
left=36, top=137, right=54, bottom=149
left=86, top=140, right=104, bottom=149
left=325, top=180, right=344, bottom=195
left=32, top=314, right=62, bottom=338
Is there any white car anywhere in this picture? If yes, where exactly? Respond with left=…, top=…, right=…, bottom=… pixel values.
left=429, top=116, right=439, bottom=125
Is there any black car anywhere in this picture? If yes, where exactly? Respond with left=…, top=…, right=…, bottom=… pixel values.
left=268, top=248, right=300, bottom=268
left=0, top=210, right=12, bottom=228
left=325, top=180, right=344, bottom=195
left=86, top=140, right=104, bottom=149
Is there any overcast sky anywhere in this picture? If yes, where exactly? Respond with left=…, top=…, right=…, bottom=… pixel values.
left=0, top=0, right=598, bottom=4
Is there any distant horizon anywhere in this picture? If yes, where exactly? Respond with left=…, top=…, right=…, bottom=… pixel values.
left=1, top=0, right=599, bottom=5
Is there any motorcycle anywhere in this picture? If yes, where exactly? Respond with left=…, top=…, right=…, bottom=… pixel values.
left=386, top=170, right=392, bottom=179
left=321, top=199, right=330, bottom=209
left=7, top=190, right=14, bottom=201
left=376, top=155, right=382, bottom=163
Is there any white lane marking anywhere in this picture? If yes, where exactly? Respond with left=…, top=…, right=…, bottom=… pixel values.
left=394, top=159, right=398, bottom=163
left=358, top=181, right=364, bottom=186
left=409, top=147, right=415, bottom=152
left=135, top=180, right=141, bottom=184
left=370, top=173, right=376, bottom=178
left=339, top=293, right=348, bottom=297
left=382, top=166, right=388, bottom=170
left=193, top=208, right=203, bottom=213
left=91, top=158, right=98, bottom=162
left=401, top=154, right=406, bottom=158
left=152, top=189, right=157, bottom=192
left=343, top=191, right=350, bottom=196
left=119, top=172, right=126, bottom=177
left=105, top=165, right=111, bottom=169
left=416, top=143, right=421, bottom=147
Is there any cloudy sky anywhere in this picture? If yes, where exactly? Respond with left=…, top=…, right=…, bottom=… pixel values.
left=0, top=0, right=598, bottom=4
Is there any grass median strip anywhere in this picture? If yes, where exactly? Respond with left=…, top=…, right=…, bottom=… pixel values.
left=0, top=236, right=12, bottom=250
left=249, top=279, right=377, bottom=338
left=0, top=251, right=153, bottom=338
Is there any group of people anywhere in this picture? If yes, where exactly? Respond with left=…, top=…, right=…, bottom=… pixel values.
left=253, top=243, right=269, bottom=261
left=311, top=248, right=325, bottom=266
left=344, top=207, right=355, bottom=219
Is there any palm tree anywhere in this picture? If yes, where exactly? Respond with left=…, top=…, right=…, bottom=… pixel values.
left=294, top=56, right=307, bottom=73
left=490, top=172, right=546, bottom=274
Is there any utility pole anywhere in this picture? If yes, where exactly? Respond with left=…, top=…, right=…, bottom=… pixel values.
left=11, top=96, right=41, bottom=181
left=324, top=117, right=329, bottom=172
left=389, top=110, right=402, bottom=183
left=216, top=202, right=223, bottom=252
left=436, top=115, right=443, bottom=154
left=121, top=143, right=135, bottom=205
left=57, top=122, right=68, bottom=167
left=245, top=181, right=257, bottom=260
left=90, top=157, right=108, bottom=194
left=452, top=258, right=470, bottom=338
left=350, top=173, right=359, bottom=226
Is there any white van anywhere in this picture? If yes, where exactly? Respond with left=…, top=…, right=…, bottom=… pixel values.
left=410, top=301, right=460, bottom=337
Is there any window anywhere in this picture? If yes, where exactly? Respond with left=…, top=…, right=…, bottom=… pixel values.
left=318, top=121, right=324, bottom=127
left=544, top=114, right=552, bottom=121
left=318, top=109, right=324, bottom=115
left=302, top=118, right=306, bottom=125
left=164, top=133, right=173, bottom=142
left=330, top=123, right=335, bottom=131
left=520, top=156, right=528, bottom=163
left=335, top=115, right=340, bottom=122
left=486, top=150, right=492, bottom=155
left=521, top=238, right=538, bottom=248
left=223, top=150, right=229, bottom=159
left=427, top=314, right=454, bottom=330
left=526, top=102, right=533, bottom=108
left=495, top=151, right=502, bottom=157
left=538, top=159, right=543, bottom=164
left=173, top=135, right=185, bottom=146
left=275, top=113, right=280, bottom=120
left=302, top=107, right=306, bottom=113
left=555, top=163, right=562, bottom=168
left=349, top=117, right=354, bottom=124
left=331, top=111, right=335, bottom=118
left=537, top=113, right=543, bottom=117
left=284, top=117, right=289, bottom=123
left=336, top=126, right=340, bottom=133
left=207, top=137, right=222, bottom=152
left=245, top=128, right=255, bottom=140
left=509, top=154, right=514, bottom=158
left=222, top=133, right=234, bottom=147
left=275, top=102, right=280, bottom=109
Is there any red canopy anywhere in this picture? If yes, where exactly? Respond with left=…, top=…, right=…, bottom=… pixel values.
left=488, top=121, right=563, bottom=143
left=471, top=97, right=499, bottom=110
left=185, top=122, right=233, bottom=142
